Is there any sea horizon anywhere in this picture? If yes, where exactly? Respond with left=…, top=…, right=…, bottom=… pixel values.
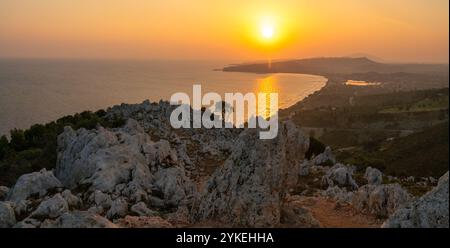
left=0, top=58, right=326, bottom=135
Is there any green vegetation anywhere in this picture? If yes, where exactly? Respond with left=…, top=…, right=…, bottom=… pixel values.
left=380, top=94, right=449, bottom=113
left=336, top=122, right=449, bottom=178
left=288, top=86, right=449, bottom=178
left=0, top=110, right=125, bottom=186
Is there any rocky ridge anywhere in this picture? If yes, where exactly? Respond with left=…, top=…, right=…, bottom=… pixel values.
left=0, top=100, right=448, bottom=228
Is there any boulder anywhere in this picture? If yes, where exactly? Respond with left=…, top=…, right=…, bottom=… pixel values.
left=311, top=146, right=336, bottom=165
left=7, top=169, right=62, bottom=203
left=321, top=164, right=358, bottom=189
left=106, top=197, right=128, bottom=219
left=47, top=211, right=117, bottom=228
left=352, top=183, right=410, bottom=217
left=0, top=201, right=16, bottom=228
left=90, top=190, right=112, bottom=209
left=364, top=167, right=383, bottom=185
left=30, top=193, right=69, bottom=219
left=383, top=171, right=449, bottom=228
left=61, top=190, right=82, bottom=208
left=193, top=121, right=309, bottom=227
left=130, top=202, right=156, bottom=216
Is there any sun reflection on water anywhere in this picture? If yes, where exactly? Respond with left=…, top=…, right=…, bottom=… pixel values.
left=255, top=75, right=279, bottom=119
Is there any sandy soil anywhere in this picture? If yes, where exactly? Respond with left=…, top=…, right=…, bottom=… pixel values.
left=293, top=196, right=383, bottom=228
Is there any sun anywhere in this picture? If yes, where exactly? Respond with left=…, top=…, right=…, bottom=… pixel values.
left=259, top=16, right=276, bottom=40
left=261, top=24, right=274, bottom=39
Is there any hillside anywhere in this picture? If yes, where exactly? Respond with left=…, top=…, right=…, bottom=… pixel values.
left=224, top=57, right=449, bottom=75
left=336, top=122, right=449, bottom=178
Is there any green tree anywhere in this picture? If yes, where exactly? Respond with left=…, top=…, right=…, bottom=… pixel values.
left=9, top=129, right=28, bottom=151
left=0, top=135, right=9, bottom=159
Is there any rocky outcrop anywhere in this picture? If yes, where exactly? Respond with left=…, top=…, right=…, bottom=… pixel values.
left=321, top=164, right=358, bottom=190
left=383, top=172, right=449, bottom=228
left=153, top=167, right=196, bottom=207
left=30, top=193, right=69, bottom=219
left=364, top=167, right=383, bottom=185
left=55, top=119, right=195, bottom=211
left=193, top=121, right=309, bottom=227
left=6, top=169, right=62, bottom=203
left=55, top=119, right=153, bottom=195
left=311, top=146, right=336, bottom=165
left=0, top=202, right=16, bottom=228
left=322, top=186, right=354, bottom=204
left=352, top=184, right=410, bottom=217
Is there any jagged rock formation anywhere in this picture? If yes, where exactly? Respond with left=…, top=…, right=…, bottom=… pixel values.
left=383, top=171, right=449, bottom=228
left=321, top=164, right=358, bottom=190
left=352, top=184, right=410, bottom=217
left=193, top=121, right=309, bottom=227
left=55, top=119, right=195, bottom=211
left=0, top=100, right=446, bottom=228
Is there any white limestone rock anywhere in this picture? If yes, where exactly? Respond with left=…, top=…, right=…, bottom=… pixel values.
left=6, top=169, right=62, bottom=203
left=321, top=164, right=358, bottom=190
left=352, top=183, right=410, bottom=217
left=55, top=119, right=153, bottom=196
left=30, top=193, right=69, bottom=219
left=382, top=171, right=449, bottom=228
left=153, top=167, right=196, bottom=207
left=193, top=121, right=309, bottom=227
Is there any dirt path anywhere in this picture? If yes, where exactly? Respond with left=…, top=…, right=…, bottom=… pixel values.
left=294, top=196, right=383, bottom=228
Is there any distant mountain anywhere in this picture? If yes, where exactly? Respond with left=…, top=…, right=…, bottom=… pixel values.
left=223, top=57, right=449, bottom=75
left=345, top=53, right=387, bottom=63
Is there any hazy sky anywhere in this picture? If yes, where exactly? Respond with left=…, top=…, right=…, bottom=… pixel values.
left=0, top=0, right=448, bottom=62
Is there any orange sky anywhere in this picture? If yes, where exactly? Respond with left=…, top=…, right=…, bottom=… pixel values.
left=0, top=0, right=448, bottom=62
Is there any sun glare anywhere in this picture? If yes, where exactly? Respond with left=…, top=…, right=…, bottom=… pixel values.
left=259, top=16, right=276, bottom=41
left=261, top=24, right=274, bottom=39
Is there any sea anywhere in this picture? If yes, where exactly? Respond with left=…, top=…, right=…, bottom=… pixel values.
left=0, top=59, right=327, bottom=135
